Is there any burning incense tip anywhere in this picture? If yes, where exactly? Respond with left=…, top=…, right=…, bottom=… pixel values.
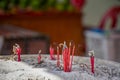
left=38, top=50, right=41, bottom=54
left=88, top=50, right=95, bottom=56
left=69, top=42, right=72, bottom=47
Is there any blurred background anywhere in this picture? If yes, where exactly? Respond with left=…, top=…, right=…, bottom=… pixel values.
left=0, top=0, right=120, bottom=62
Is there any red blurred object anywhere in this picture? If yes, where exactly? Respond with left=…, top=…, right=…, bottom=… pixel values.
left=70, top=45, right=75, bottom=71
left=16, top=47, right=21, bottom=62
left=50, top=46, right=56, bottom=60
left=62, top=45, right=75, bottom=72
left=57, top=47, right=60, bottom=67
left=38, top=55, right=41, bottom=64
left=91, top=56, right=94, bottom=73
left=100, top=6, right=120, bottom=30
left=71, top=0, right=85, bottom=10
left=63, top=48, right=69, bottom=72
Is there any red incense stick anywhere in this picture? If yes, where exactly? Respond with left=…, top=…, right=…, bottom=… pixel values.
left=38, top=55, right=41, bottom=64
left=60, top=41, right=75, bottom=72
left=70, top=45, right=75, bottom=71
left=15, top=44, right=21, bottom=62
left=64, top=48, right=67, bottom=72
left=57, top=47, right=60, bottom=67
left=17, top=48, right=21, bottom=62
left=38, top=50, right=41, bottom=64
left=67, top=42, right=71, bottom=71
left=50, top=46, right=56, bottom=60
left=63, top=48, right=68, bottom=72
left=63, top=48, right=66, bottom=71
left=91, top=56, right=94, bottom=73
left=89, top=50, right=95, bottom=74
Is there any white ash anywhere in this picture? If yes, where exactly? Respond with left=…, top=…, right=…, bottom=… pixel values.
left=0, top=55, right=120, bottom=80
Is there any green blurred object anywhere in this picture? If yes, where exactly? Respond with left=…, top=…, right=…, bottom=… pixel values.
left=67, top=5, right=74, bottom=12
left=55, top=0, right=69, bottom=11
left=47, top=0, right=56, bottom=11
left=19, top=0, right=30, bottom=9
left=0, top=0, right=8, bottom=10
left=47, top=0, right=55, bottom=7
left=39, top=0, right=47, bottom=10
left=9, top=0, right=19, bottom=11
left=30, top=0, right=39, bottom=10
left=10, top=0, right=20, bottom=6
left=0, top=0, right=76, bottom=15
left=30, top=0, right=47, bottom=11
